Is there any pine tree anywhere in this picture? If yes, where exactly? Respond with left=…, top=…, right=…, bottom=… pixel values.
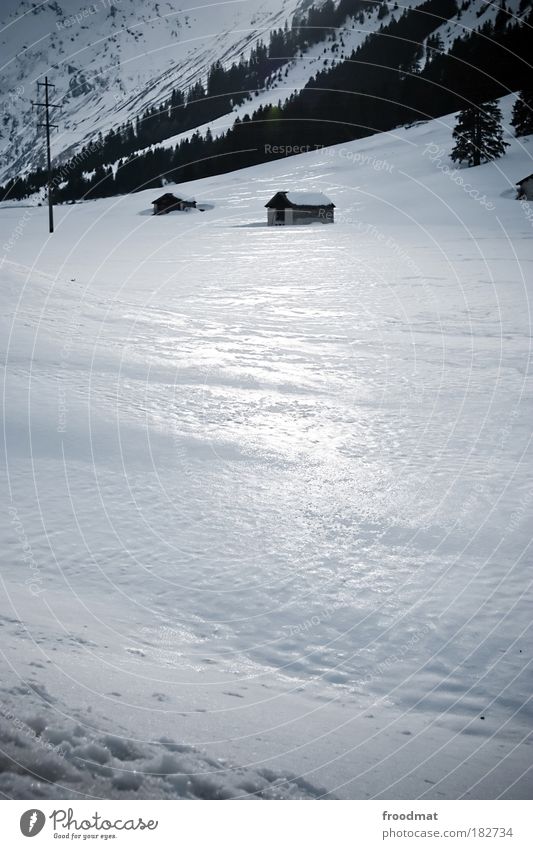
left=426, top=33, right=443, bottom=62
left=450, top=100, right=509, bottom=166
left=511, top=89, right=533, bottom=137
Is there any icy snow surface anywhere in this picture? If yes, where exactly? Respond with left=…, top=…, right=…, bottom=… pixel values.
left=283, top=192, right=335, bottom=206
left=0, top=98, right=532, bottom=799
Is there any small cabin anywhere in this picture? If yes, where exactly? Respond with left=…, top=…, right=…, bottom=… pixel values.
left=265, top=191, right=335, bottom=225
left=152, top=192, right=196, bottom=215
left=516, top=174, right=533, bottom=201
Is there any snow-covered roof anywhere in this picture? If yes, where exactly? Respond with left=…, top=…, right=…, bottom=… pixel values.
left=285, top=191, right=334, bottom=206
left=265, top=190, right=335, bottom=208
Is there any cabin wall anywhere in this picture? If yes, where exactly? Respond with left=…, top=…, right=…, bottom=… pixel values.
left=293, top=209, right=311, bottom=224
left=293, top=208, right=334, bottom=224
left=267, top=208, right=293, bottom=225
left=267, top=207, right=334, bottom=225
left=320, top=208, right=334, bottom=223
left=517, top=178, right=533, bottom=200
left=153, top=200, right=196, bottom=214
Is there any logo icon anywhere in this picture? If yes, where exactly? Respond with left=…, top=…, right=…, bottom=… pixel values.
left=20, top=810, right=46, bottom=837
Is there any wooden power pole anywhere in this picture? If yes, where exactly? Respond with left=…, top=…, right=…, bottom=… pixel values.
left=32, top=77, right=60, bottom=233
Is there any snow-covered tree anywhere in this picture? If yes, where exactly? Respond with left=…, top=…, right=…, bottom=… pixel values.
left=451, top=100, right=509, bottom=167
left=511, top=89, right=533, bottom=137
left=426, top=33, right=444, bottom=62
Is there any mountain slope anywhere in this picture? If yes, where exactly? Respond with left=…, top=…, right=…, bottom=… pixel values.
left=0, top=0, right=303, bottom=181
left=3, top=0, right=531, bottom=202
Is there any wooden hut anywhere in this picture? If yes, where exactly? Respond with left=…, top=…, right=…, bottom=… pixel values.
left=152, top=193, right=196, bottom=215
left=265, top=191, right=335, bottom=225
left=516, top=174, right=533, bottom=201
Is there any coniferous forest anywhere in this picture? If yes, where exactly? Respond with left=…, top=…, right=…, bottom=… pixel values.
left=2, top=0, right=532, bottom=203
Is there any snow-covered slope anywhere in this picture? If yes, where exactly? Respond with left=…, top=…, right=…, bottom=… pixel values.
left=3, top=0, right=528, bottom=187
left=0, top=0, right=303, bottom=181
left=421, top=0, right=527, bottom=65
left=113, top=0, right=430, bottom=164
left=0, top=98, right=532, bottom=799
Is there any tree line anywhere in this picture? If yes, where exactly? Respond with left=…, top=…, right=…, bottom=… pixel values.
left=3, top=0, right=533, bottom=203
left=1, top=0, right=375, bottom=201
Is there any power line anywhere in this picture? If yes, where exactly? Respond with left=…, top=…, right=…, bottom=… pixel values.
left=32, top=76, right=60, bottom=233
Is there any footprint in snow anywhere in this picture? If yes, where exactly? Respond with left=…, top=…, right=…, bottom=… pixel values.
left=152, top=692, right=170, bottom=702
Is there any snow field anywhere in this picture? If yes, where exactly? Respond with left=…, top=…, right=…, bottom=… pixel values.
left=0, top=97, right=532, bottom=798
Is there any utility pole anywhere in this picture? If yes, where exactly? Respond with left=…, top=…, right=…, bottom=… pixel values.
left=32, top=77, right=60, bottom=233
